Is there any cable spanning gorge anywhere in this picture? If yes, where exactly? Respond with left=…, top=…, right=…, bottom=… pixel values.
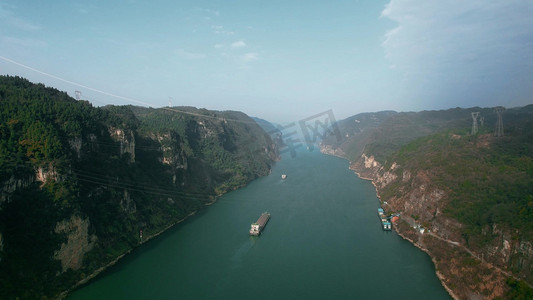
left=1, top=76, right=532, bottom=299
left=0, top=76, right=278, bottom=299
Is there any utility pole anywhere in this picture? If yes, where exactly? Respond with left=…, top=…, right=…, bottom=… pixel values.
left=494, top=106, right=505, bottom=137
left=471, top=112, right=480, bottom=135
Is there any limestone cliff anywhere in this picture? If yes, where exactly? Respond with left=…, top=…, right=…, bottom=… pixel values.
left=321, top=106, right=533, bottom=299
left=109, top=127, right=136, bottom=163
left=0, top=76, right=279, bottom=299
left=345, top=136, right=533, bottom=299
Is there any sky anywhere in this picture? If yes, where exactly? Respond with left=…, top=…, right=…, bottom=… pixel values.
left=1, top=0, right=532, bottom=123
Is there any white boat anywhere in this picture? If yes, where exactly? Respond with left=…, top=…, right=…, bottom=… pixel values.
left=281, top=174, right=287, bottom=179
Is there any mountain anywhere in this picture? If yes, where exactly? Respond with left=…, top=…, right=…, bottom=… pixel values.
left=0, top=76, right=278, bottom=299
left=252, top=116, right=284, bottom=149
left=321, top=106, right=533, bottom=299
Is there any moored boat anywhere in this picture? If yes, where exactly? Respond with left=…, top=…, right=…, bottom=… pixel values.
left=378, top=208, right=392, bottom=231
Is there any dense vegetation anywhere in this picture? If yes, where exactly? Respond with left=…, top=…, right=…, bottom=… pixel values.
left=324, top=108, right=533, bottom=238
left=323, top=107, right=503, bottom=163
left=323, top=105, right=533, bottom=297
left=0, top=76, right=277, bottom=299
left=385, top=108, right=533, bottom=241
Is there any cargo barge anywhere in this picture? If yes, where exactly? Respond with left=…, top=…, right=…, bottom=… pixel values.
left=249, top=212, right=270, bottom=236
left=378, top=208, right=392, bottom=231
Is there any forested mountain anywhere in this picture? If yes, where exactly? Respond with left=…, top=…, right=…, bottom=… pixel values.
left=251, top=116, right=284, bottom=149
left=0, top=76, right=278, bottom=299
left=321, top=106, right=533, bottom=299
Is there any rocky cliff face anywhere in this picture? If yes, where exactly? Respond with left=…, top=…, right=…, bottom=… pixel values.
left=109, top=127, right=136, bottom=163
left=0, top=77, right=279, bottom=299
left=0, top=175, right=34, bottom=204
left=54, top=216, right=97, bottom=273
left=320, top=106, right=533, bottom=299
left=1, top=113, right=277, bottom=298
left=348, top=151, right=532, bottom=299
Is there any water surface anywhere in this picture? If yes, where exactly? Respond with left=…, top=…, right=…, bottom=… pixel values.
left=69, top=150, right=450, bottom=299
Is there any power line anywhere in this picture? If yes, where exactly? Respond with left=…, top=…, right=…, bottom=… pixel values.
left=71, top=169, right=211, bottom=198
left=0, top=55, right=256, bottom=125
left=0, top=160, right=213, bottom=199
left=74, top=176, right=209, bottom=201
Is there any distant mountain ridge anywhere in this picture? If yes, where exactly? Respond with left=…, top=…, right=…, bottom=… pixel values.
left=252, top=116, right=284, bottom=149
left=321, top=106, right=533, bottom=299
left=0, top=76, right=278, bottom=299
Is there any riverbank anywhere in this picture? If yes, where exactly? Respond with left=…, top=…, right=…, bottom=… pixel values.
left=320, top=148, right=456, bottom=299
left=355, top=173, right=458, bottom=299
left=68, top=148, right=450, bottom=299
left=58, top=210, right=199, bottom=299
left=58, top=148, right=279, bottom=299
left=392, top=222, right=459, bottom=300
left=59, top=181, right=254, bottom=298
left=321, top=147, right=524, bottom=299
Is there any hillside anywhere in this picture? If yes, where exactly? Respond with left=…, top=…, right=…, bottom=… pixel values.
left=321, top=106, right=533, bottom=299
left=252, top=116, right=284, bottom=149
left=0, top=76, right=278, bottom=299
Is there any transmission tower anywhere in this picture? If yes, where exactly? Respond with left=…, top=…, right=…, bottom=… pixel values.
left=479, top=116, right=484, bottom=127
left=168, top=97, right=173, bottom=107
left=494, top=106, right=505, bottom=137
left=471, top=112, right=480, bottom=135
left=75, top=90, right=81, bottom=100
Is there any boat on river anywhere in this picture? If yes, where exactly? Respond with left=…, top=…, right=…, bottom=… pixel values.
left=378, top=208, right=392, bottom=231
left=250, top=212, right=270, bottom=236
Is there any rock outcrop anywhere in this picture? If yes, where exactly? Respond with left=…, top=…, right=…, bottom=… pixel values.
left=54, top=216, right=97, bottom=273
left=109, top=127, right=136, bottom=163
left=348, top=151, right=532, bottom=299
left=0, top=76, right=279, bottom=299
left=0, top=175, right=34, bottom=204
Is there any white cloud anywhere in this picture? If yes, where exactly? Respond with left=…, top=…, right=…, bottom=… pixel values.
left=212, top=25, right=234, bottom=35
left=214, top=44, right=224, bottom=49
left=380, top=0, right=533, bottom=107
left=231, top=40, right=246, bottom=48
left=204, top=9, right=220, bottom=16
left=242, top=52, right=258, bottom=62
left=175, top=49, right=206, bottom=60
left=381, top=1, right=533, bottom=75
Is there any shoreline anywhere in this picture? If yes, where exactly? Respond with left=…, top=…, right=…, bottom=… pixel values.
left=355, top=168, right=458, bottom=299
left=320, top=149, right=457, bottom=300
left=393, top=227, right=459, bottom=300
left=58, top=210, right=199, bottom=299
left=58, top=163, right=277, bottom=299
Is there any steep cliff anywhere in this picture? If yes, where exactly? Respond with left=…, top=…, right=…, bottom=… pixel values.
left=0, top=76, right=278, bottom=299
left=322, top=106, right=533, bottom=299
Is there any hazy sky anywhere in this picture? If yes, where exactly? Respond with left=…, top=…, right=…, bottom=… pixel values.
left=1, top=0, right=532, bottom=123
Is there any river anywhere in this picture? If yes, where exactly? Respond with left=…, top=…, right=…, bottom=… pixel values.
left=68, top=149, right=450, bottom=299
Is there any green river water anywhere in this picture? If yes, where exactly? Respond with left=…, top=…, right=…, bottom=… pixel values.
left=69, top=149, right=450, bottom=299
